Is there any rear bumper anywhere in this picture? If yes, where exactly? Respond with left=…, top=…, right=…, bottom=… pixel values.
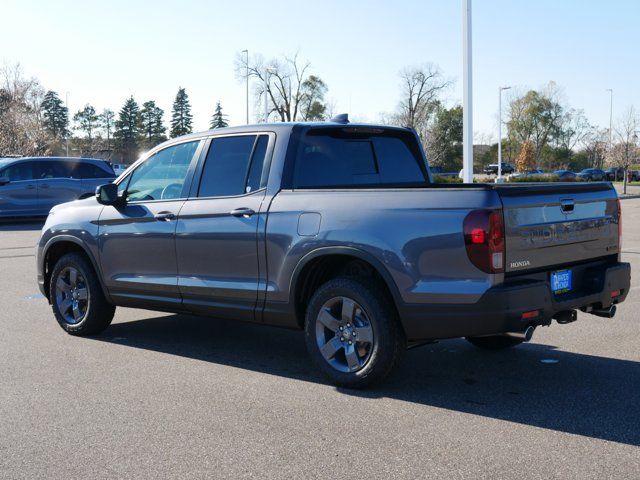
left=399, top=261, right=631, bottom=341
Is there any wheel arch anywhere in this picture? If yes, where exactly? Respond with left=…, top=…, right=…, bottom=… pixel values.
left=289, top=247, right=404, bottom=329
left=42, top=236, right=111, bottom=303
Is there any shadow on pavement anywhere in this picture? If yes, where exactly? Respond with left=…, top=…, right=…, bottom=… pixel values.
left=96, top=313, right=640, bottom=447
left=0, top=220, right=45, bottom=231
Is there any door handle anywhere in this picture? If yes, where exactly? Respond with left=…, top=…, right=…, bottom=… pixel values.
left=26, top=184, right=36, bottom=190
left=40, top=184, right=49, bottom=189
left=154, top=211, right=176, bottom=221
left=230, top=207, right=255, bottom=218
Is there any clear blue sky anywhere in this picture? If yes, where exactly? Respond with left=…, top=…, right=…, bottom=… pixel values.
left=3, top=0, right=638, bottom=141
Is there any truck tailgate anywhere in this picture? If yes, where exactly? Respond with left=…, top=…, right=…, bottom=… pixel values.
left=497, top=183, right=619, bottom=273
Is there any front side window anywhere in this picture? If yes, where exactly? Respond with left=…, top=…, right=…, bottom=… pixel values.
left=2, top=162, right=36, bottom=181
left=294, top=128, right=427, bottom=189
left=125, top=141, right=199, bottom=201
left=198, top=135, right=268, bottom=197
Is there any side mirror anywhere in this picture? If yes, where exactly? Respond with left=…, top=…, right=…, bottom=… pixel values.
left=0, top=176, right=10, bottom=186
left=96, top=183, right=123, bottom=206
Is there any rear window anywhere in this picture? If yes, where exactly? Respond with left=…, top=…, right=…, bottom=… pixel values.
left=293, top=128, right=427, bottom=188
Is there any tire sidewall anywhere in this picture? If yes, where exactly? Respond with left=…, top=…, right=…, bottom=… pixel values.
left=49, top=254, right=95, bottom=334
left=304, top=277, right=402, bottom=388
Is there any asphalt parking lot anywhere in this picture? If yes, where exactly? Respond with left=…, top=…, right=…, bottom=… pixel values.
left=1, top=201, right=639, bottom=479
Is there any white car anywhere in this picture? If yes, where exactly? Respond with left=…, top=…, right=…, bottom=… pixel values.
left=111, top=163, right=128, bottom=177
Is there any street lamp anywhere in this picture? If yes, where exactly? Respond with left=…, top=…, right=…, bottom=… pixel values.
left=462, top=0, right=473, bottom=183
left=241, top=49, right=249, bottom=124
left=607, top=88, right=613, bottom=152
left=263, top=66, right=276, bottom=123
left=496, top=86, right=511, bottom=183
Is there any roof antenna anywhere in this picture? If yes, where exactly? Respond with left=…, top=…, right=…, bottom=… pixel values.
left=329, top=113, right=349, bottom=124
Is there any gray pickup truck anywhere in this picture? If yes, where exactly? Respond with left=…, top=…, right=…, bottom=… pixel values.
left=36, top=120, right=630, bottom=387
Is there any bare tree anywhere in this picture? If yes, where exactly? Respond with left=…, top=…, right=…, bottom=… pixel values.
left=393, top=63, right=451, bottom=142
left=235, top=51, right=328, bottom=122
left=608, top=106, right=639, bottom=194
left=583, top=127, right=609, bottom=168
left=556, top=108, right=591, bottom=153
left=0, top=63, right=49, bottom=156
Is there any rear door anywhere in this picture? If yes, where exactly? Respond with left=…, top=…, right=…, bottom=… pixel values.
left=175, top=134, right=271, bottom=321
left=0, top=161, right=39, bottom=216
left=36, top=160, right=83, bottom=211
left=499, top=183, right=619, bottom=273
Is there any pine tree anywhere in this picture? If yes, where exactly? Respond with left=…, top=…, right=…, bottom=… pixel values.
left=515, top=140, right=536, bottom=172
left=170, top=87, right=193, bottom=138
left=73, top=104, right=99, bottom=153
left=209, top=101, right=229, bottom=129
left=41, top=90, right=69, bottom=139
left=113, top=96, right=140, bottom=163
left=99, top=109, right=115, bottom=151
left=140, top=100, right=167, bottom=149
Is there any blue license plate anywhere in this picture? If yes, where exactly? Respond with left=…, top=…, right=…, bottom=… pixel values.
left=551, top=269, right=572, bottom=294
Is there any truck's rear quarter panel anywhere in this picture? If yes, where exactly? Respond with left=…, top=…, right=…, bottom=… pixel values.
left=264, top=187, right=501, bottom=321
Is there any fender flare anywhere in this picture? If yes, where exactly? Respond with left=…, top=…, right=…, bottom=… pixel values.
left=288, top=246, right=404, bottom=310
left=42, top=235, right=112, bottom=303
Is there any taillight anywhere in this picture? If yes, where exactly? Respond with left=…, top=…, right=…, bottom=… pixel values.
left=463, top=209, right=505, bottom=273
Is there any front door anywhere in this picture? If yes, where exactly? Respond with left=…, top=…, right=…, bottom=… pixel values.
left=0, top=161, right=39, bottom=217
left=176, top=134, right=271, bottom=321
left=98, top=140, right=202, bottom=309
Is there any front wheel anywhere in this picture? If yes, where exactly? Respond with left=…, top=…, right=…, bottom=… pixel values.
left=304, top=277, right=405, bottom=388
left=466, top=335, right=523, bottom=350
left=49, top=253, right=115, bottom=335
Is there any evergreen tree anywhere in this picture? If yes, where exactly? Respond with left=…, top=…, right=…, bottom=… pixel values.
left=113, top=96, right=140, bottom=162
left=139, top=100, right=167, bottom=149
left=41, top=90, right=69, bottom=139
left=170, top=87, right=193, bottom=138
left=209, top=101, right=229, bottom=129
left=99, top=109, right=115, bottom=151
left=73, top=104, right=99, bottom=153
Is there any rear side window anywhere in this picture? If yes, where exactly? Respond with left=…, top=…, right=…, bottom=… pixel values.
left=198, top=135, right=268, bottom=197
left=79, top=163, right=113, bottom=178
left=293, top=128, right=427, bottom=188
left=38, top=161, right=76, bottom=179
left=2, top=162, right=36, bottom=181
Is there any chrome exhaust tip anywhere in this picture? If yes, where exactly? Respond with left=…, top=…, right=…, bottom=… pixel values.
left=505, top=325, right=536, bottom=342
left=590, top=305, right=617, bottom=318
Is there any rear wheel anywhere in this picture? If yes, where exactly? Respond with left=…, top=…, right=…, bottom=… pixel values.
left=466, top=335, right=523, bottom=350
left=50, top=253, right=115, bottom=335
left=304, top=277, right=405, bottom=388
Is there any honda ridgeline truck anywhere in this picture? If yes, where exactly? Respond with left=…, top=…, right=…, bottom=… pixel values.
left=36, top=118, right=631, bottom=387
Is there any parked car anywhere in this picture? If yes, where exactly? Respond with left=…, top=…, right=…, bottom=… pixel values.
left=0, top=157, right=115, bottom=218
left=509, top=169, right=545, bottom=179
left=627, top=170, right=640, bottom=182
left=576, top=168, right=607, bottom=181
left=36, top=120, right=630, bottom=387
left=605, top=167, right=625, bottom=181
left=553, top=170, right=577, bottom=180
left=429, top=166, right=458, bottom=178
left=483, top=163, right=515, bottom=175
left=110, top=163, right=128, bottom=176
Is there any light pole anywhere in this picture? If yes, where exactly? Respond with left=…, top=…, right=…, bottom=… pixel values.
left=496, top=86, right=511, bottom=183
left=65, top=91, right=70, bottom=156
left=263, top=67, right=275, bottom=123
left=462, top=0, right=473, bottom=183
left=607, top=88, right=613, bottom=152
left=242, top=49, right=249, bottom=124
